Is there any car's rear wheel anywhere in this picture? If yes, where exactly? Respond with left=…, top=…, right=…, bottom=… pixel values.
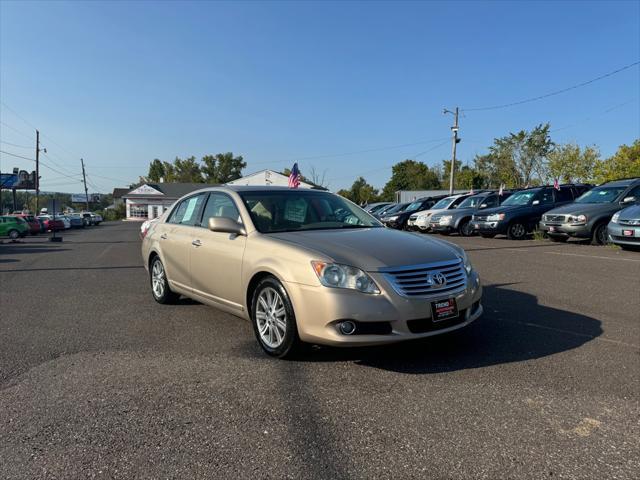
left=150, top=256, right=179, bottom=304
left=591, top=223, right=608, bottom=245
left=251, top=276, right=302, bottom=358
left=8, top=229, right=19, bottom=240
left=507, top=222, right=527, bottom=240
left=480, top=233, right=496, bottom=238
left=458, top=219, right=474, bottom=237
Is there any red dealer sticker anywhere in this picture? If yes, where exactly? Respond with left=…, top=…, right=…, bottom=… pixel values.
left=623, top=229, right=635, bottom=237
left=431, top=298, right=459, bottom=322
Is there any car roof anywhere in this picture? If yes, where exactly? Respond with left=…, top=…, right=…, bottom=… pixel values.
left=599, top=178, right=639, bottom=187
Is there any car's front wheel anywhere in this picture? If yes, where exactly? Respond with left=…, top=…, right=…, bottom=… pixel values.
left=251, top=276, right=302, bottom=358
left=150, top=256, right=179, bottom=304
left=458, top=219, right=474, bottom=237
left=591, top=223, right=608, bottom=245
left=507, top=221, right=527, bottom=240
left=8, top=229, right=20, bottom=240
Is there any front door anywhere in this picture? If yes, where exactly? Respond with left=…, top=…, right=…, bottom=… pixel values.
left=159, top=193, right=207, bottom=291
left=190, top=192, right=247, bottom=310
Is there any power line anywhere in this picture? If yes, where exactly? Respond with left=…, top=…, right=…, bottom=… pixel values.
left=0, top=149, right=35, bottom=162
left=251, top=137, right=451, bottom=166
left=464, top=60, right=640, bottom=112
left=0, top=140, right=32, bottom=149
left=0, top=121, right=34, bottom=140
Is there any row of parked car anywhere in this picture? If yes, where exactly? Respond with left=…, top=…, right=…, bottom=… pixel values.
left=365, top=177, right=640, bottom=250
left=0, top=211, right=103, bottom=240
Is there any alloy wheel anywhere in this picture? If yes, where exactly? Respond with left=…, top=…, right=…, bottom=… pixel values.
left=255, top=287, right=287, bottom=349
left=509, top=223, right=526, bottom=239
left=151, top=260, right=165, bottom=299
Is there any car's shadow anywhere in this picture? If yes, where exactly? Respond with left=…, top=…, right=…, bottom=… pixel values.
left=287, top=284, right=602, bottom=374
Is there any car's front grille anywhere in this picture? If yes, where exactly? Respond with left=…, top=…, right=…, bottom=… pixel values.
left=430, top=214, right=442, bottom=223
left=381, top=259, right=467, bottom=298
left=544, top=214, right=566, bottom=222
left=611, top=235, right=640, bottom=243
left=619, top=219, right=640, bottom=226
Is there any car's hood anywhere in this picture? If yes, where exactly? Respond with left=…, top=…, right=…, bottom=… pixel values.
left=618, top=204, right=640, bottom=219
left=268, top=227, right=462, bottom=271
left=545, top=202, right=617, bottom=216
left=476, top=205, right=529, bottom=216
left=414, top=207, right=451, bottom=218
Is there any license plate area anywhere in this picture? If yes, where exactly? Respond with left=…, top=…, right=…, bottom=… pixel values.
left=431, top=298, right=459, bottom=322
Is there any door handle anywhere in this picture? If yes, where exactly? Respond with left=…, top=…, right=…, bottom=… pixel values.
left=160, top=233, right=168, bottom=240
left=192, top=239, right=202, bottom=247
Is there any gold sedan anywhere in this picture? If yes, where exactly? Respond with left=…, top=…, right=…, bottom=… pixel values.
left=142, top=186, right=483, bottom=357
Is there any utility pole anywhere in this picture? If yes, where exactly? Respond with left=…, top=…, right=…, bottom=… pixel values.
left=443, top=107, right=460, bottom=195
left=35, top=129, right=40, bottom=212
left=81, top=158, right=89, bottom=211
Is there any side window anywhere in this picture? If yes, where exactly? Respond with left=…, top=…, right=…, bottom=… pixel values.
left=537, top=189, right=554, bottom=205
left=168, top=194, right=206, bottom=226
left=200, top=193, right=242, bottom=227
left=555, top=187, right=573, bottom=203
left=623, top=185, right=640, bottom=203
left=483, top=195, right=498, bottom=208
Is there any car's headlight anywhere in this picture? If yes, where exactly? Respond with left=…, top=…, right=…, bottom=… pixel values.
left=568, top=214, right=587, bottom=224
left=440, top=215, right=453, bottom=225
left=487, top=213, right=505, bottom=221
left=311, top=261, right=380, bottom=294
left=611, top=212, right=620, bottom=223
left=457, top=250, right=473, bottom=274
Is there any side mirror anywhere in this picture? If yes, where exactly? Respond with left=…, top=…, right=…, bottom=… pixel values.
left=208, top=217, right=246, bottom=236
left=479, top=203, right=488, bottom=209
left=532, top=200, right=540, bottom=206
left=622, top=196, right=636, bottom=204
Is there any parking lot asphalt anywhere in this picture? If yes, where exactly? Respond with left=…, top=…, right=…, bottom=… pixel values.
left=1, top=222, right=638, bottom=479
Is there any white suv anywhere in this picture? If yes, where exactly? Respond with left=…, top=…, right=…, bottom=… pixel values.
left=407, top=194, right=472, bottom=231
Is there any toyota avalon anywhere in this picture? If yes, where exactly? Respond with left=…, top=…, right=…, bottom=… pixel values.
left=142, top=186, right=483, bottom=358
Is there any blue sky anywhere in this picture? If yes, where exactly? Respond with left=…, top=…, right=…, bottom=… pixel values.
left=1, top=0, right=639, bottom=194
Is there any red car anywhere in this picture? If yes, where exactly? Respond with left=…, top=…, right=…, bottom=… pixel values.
left=11, top=213, right=40, bottom=235
left=36, top=215, right=65, bottom=232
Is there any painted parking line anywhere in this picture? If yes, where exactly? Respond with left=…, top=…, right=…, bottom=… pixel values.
left=545, top=251, right=640, bottom=263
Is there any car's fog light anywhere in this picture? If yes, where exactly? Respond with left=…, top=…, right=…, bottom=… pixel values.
left=339, top=321, right=356, bottom=335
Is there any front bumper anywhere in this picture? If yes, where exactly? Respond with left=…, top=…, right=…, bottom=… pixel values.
left=471, top=220, right=507, bottom=235
left=429, top=222, right=454, bottom=233
left=538, top=221, right=590, bottom=238
left=284, top=270, right=482, bottom=346
left=608, top=223, right=640, bottom=246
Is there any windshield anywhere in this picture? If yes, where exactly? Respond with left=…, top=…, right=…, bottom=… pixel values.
left=382, top=203, right=408, bottom=215
left=406, top=200, right=426, bottom=211
left=574, top=186, right=627, bottom=204
left=457, top=195, right=485, bottom=209
left=431, top=197, right=455, bottom=210
left=501, top=190, right=538, bottom=206
left=239, top=190, right=382, bottom=233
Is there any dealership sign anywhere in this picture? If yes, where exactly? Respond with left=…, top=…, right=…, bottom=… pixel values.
left=71, top=193, right=101, bottom=203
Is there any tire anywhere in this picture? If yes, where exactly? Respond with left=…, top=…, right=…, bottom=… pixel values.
left=480, top=233, right=496, bottom=239
left=507, top=222, right=527, bottom=240
left=458, top=219, right=474, bottom=237
left=251, top=275, right=302, bottom=358
left=548, top=235, right=568, bottom=243
left=149, top=256, right=179, bottom=304
left=591, top=223, right=608, bottom=246
left=8, top=229, right=19, bottom=240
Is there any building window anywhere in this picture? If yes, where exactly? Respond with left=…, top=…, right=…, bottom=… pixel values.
left=130, top=205, right=148, bottom=218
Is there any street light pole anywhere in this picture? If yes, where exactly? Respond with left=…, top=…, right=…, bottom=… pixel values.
left=443, top=107, right=460, bottom=195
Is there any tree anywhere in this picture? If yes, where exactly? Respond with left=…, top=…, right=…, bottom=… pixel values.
left=337, top=177, right=379, bottom=205
left=440, top=160, right=485, bottom=190
left=594, top=140, right=640, bottom=183
left=547, top=143, right=600, bottom=183
left=173, top=156, right=203, bottom=183
left=308, top=165, right=329, bottom=189
left=147, top=159, right=165, bottom=182
left=380, top=160, right=441, bottom=201
left=201, top=152, right=246, bottom=184
left=475, top=124, right=554, bottom=187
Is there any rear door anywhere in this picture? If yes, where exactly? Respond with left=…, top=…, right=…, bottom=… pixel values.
left=157, top=194, right=207, bottom=291
left=189, top=192, right=247, bottom=310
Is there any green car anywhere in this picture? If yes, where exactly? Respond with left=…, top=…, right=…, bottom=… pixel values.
left=0, top=215, right=29, bottom=240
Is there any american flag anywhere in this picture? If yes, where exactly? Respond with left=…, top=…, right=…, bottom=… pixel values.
left=498, top=184, right=504, bottom=196
left=469, top=187, right=475, bottom=195
left=288, top=162, right=301, bottom=188
left=553, top=178, right=560, bottom=190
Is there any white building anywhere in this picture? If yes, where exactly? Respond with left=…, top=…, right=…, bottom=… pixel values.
left=226, top=169, right=315, bottom=188
left=122, top=183, right=213, bottom=221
